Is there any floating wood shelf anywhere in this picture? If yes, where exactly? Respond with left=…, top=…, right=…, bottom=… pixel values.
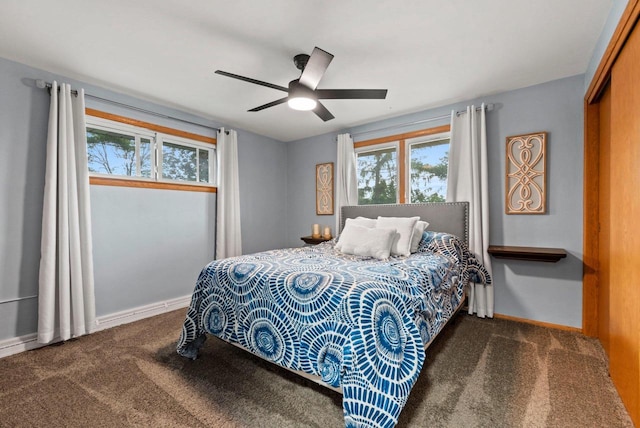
left=487, top=245, right=567, bottom=263
left=300, top=236, right=332, bottom=245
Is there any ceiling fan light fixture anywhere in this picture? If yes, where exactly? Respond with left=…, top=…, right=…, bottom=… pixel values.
left=287, top=79, right=317, bottom=111
left=288, top=96, right=317, bottom=111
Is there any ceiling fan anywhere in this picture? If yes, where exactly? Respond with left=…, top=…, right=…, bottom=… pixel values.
left=215, top=47, right=388, bottom=122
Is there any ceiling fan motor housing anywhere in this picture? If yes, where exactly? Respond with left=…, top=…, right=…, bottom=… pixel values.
left=293, top=54, right=310, bottom=71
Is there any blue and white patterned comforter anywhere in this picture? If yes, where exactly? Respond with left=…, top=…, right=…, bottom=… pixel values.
left=177, top=232, right=491, bottom=427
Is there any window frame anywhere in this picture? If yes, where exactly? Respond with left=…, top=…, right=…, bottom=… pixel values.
left=85, top=109, right=216, bottom=193
left=354, top=125, right=450, bottom=204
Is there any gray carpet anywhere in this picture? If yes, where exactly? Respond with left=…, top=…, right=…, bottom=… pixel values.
left=0, top=309, right=633, bottom=427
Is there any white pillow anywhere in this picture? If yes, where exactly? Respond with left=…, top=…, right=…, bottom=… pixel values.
left=410, top=220, right=430, bottom=253
left=376, top=216, right=419, bottom=257
left=336, top=217, right=377, bottom=250
left=354, top=216, right=378, bottom=228
left=338, top=224, right=396, bottom=260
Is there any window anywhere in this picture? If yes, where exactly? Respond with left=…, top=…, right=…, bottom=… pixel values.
left=86, top=124, right=154, bottom=178
left=356, top=143, right=399, bottom=205
left=85, top=113, right=216, bottom=189
left=407, top=134, right=449, bottom=203
left=355, top=126, right=450, bottom=205
left=158, top=136, right=213, bottom=183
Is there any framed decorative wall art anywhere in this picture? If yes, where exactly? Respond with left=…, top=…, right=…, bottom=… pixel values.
left=505, top=132, right=547, bottom=214
left=316, top=162, right=334, bottom=215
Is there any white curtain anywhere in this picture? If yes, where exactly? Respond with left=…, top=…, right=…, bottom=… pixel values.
left=335, top=133, right=358, bottom=232
left=216, top=128, right=242, bottom=259
left=446, top=103, right=493, bottom=318
left=38, top=82, right=96, bottom=343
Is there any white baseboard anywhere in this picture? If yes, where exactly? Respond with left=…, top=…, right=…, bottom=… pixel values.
left=93, top=294, right=191, bottom=332
left=0, top=294, right=191, bottom=359
left=0, top=333, right=50, bottom=359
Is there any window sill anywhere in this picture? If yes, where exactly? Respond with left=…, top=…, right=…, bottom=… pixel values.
left=89, top=176, right=217, bottom=193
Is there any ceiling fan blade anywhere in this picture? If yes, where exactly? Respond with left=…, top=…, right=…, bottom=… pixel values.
left=298, top=47, right=334, bottom=90
left=313, top=102, right=335, bottom=122
left=248, top=97, right=289, bottom=112
left=316, top=89, right=388, bottom=99
left=215, top=70, right=289, bottom=92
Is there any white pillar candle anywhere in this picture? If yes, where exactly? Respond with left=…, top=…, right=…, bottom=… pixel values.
left=312, top=223, right=320, bottom=237
left=323, top=226, right=331, bottom=239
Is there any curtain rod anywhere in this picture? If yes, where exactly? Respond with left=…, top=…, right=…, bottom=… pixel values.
left=35, top=79, right=224, bottom=133
left=350, top=103, right=494, bottom=139
left=0, top=295, right=37, bottom=305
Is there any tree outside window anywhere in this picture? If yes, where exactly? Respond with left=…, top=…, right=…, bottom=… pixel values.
left=161, top=142, right=197, bottom=181
left=88, top=128, right=139, bottom=176
left=409, top=139, right=449, bottom=203
left=357, top=147, right=397, bottom=205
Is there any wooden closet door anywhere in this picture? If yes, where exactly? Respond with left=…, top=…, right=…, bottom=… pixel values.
left=598, top=86, right=611, bottom=356
left=609, top=20, right=640, bottom=423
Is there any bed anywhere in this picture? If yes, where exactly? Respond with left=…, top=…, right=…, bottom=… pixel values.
left=177, top=202, right=491, bottom=427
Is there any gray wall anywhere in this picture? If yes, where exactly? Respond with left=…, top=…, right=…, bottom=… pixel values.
left=0, top=57, right=49, bottom=339
left=0, top=56, right=288, bottom=341
left=286, top=75, right=585, bottom=328
left=484, top=76, right=584, bottom=328
left=286, top=133, right=340, bottom=246
left=91, top=186, right=216, bottom=316
left=236, top=129, right=288, bottom=254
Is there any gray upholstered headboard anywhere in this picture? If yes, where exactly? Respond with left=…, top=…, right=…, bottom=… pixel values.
left=340, top=202, right=469, bottom=245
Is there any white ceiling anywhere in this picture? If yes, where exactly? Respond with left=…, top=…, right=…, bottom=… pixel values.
left=0, top=0, right=612, bottom=142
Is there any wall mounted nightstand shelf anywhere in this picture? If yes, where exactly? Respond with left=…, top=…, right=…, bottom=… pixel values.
left=487, top=245, right=567, bottom=263
left=300, top=236, right=332, bottom=245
